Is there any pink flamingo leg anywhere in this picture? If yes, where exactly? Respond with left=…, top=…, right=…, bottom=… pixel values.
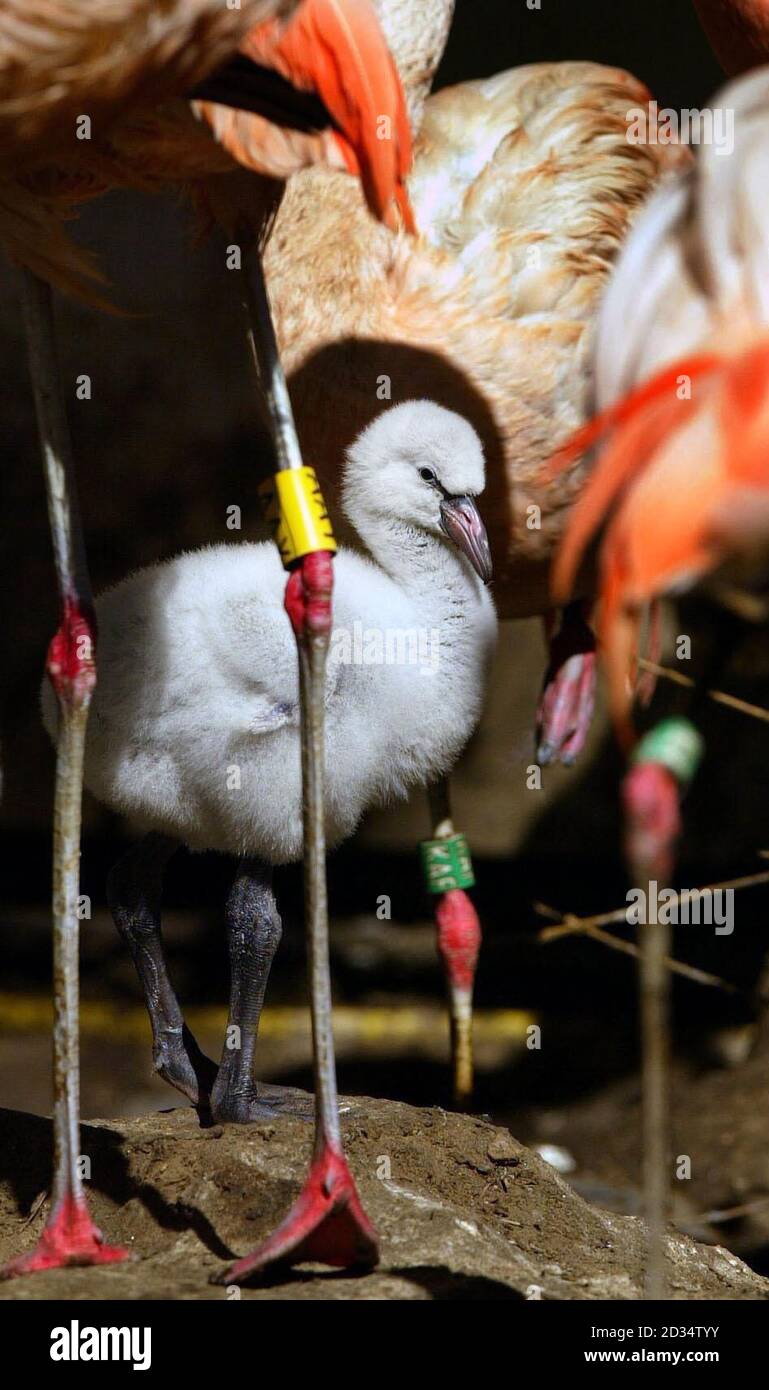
left=2, top=274, right=128, bottom=1278
left=622, top=718, right=702, bottom=1302
left=422, top=778, right=481, bottom=1107
left=215, top=255, right=376, bottom=1283
left=216, top=554, right=377, bottom=1282
left=435, top=887, right=481, bottom=1107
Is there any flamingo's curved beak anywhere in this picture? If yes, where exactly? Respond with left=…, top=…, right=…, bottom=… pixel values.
left=243, top=0, right=416, bottom=234
left=440, top=496, right=493, bottom=583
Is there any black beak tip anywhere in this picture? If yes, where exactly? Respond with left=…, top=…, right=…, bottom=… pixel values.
left=478, top=546, right=493, bottom=585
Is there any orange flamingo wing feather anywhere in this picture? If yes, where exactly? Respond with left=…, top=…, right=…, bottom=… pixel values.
left=720, top=339, right=769, bottom=487
left=553, top=336, right=769, bottom=743
left=593, top=430, right=724, bottom=743
left=551, top=353, right=722, bottom=603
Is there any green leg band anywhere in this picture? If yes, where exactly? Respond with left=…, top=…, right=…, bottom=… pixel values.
left=419, top=834, right=475, bottom=894
left=632, top=716, right=704, bottom=788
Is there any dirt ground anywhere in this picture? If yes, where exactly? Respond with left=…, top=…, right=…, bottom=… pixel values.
left=0, top=1097, right=766, bottom=1301
left=3, top=898, right=769, bottom=1299
left=514, top=1032, right=769, bottom=1274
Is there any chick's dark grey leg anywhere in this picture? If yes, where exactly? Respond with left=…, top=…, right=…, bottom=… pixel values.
left=107, top=833, right=217, bottom=1108
left=211, top=859, right=309, bottom=1122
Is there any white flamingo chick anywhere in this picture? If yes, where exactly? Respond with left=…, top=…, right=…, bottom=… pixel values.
left=44, top=401, right=495, bottom=1123
left=82, top=400, right=495, bottom=856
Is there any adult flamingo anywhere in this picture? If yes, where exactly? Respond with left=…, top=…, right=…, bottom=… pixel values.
left=552, top=63, right=769, bottom=1297
left=0, top=0, right=414, bottom=1281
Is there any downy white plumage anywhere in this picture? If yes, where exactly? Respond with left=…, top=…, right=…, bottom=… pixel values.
left=44, top=401, right=496, bottom=861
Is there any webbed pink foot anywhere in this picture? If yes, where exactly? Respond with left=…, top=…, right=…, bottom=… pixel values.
left=537, top=603, right=597, bottom=766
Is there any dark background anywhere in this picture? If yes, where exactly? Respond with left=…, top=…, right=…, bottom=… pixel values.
left=439, top=0, right=721, bottom=102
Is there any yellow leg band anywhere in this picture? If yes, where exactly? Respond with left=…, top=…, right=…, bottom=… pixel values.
left=260, top=467, right=337, bottom=567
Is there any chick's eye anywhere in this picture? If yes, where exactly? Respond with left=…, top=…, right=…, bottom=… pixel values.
left=419, top=467, right=437, bottom=483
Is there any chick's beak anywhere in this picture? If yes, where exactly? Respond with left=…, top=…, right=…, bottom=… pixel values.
left=440, top=496, right=493, bottom=583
